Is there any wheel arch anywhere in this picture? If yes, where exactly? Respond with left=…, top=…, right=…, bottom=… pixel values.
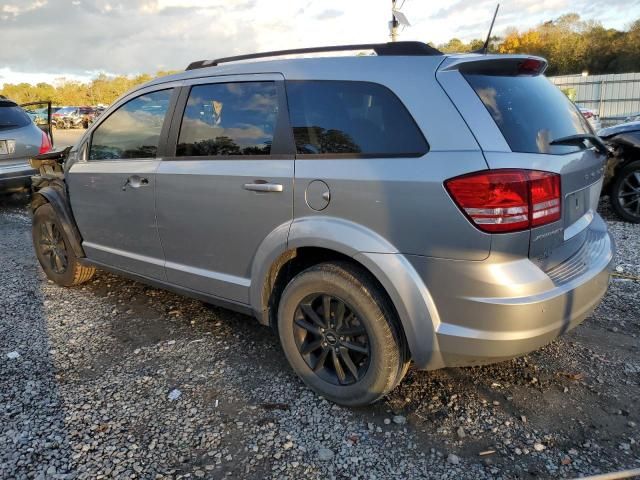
left=31, top=185, right=85, bottom=258
left=250, top=217, right=442, bottom=368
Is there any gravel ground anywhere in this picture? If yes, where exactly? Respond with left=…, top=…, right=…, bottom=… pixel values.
left=1, top=192, right=638, bottom=479
left=51, top=128, right=85, bottom=149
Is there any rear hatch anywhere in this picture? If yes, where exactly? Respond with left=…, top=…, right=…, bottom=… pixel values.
left=437, top=56, right=607, bottom=268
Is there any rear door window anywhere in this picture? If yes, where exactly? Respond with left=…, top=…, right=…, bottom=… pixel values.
left=90, top=89, right=172, bottom=160
left=464, top=74, right=592, bottom=154
left=177, top=82, right=278, bottom=156
left=0, top=101, right=32, bottom=131
left=286, top=80, right=428, bottom=157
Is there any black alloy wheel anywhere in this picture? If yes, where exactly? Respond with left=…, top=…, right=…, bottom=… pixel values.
left=611, top=160, right=640, bottom=223
left=38, top=221, right=68, bottom=274
left=616, top=170, right=640, bottom=219
left=293, top=293, right=370, bottom=386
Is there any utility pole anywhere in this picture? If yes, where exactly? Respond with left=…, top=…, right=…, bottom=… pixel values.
left=390, top=0, right=399, bottom=42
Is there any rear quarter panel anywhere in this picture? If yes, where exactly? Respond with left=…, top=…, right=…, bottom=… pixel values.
left=285, top=57, right=490, bottom=260
left=0, top=123, right=42, bottom=165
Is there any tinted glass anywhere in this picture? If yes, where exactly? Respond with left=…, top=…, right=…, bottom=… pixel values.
left=464, top=74, right=592, bottom=154
left=90, top=89, right=171, bottom=160
left=0, top=103, right=32, bottom=131
left=177, top=82, right=277, bottom=156
left=286, top=80, right=427, bottom=156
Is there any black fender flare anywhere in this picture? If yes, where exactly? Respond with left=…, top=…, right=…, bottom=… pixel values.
left=32, top=185, right=85, bottom=258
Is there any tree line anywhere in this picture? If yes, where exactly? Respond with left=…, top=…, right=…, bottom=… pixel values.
left=0, top=71, right=176, bottom=106
left=2, top=13, right=639, bottom=106
left=437, top=14, right=640, bottom=76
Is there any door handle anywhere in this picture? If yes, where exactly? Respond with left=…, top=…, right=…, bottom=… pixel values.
left=122, top=175, right=149, bottom=191
left=243, top=182, right=283, bottom=193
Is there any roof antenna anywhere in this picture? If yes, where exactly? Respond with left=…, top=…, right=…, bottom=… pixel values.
left=475, top=3, right=499, bottom=54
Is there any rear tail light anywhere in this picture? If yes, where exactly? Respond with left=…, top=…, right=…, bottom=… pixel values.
left=528, top=171, right=561, bottom=227
left=38, top=130, right=52, bottom=154
left=582, top=111, right=594, bottom=119
left=445, top=169, right=561, bottom=233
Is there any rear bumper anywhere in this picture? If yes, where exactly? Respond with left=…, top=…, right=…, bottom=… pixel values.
left=406, top=214, right=614, bottom=369
left=0, top=162, right=36, bottom=192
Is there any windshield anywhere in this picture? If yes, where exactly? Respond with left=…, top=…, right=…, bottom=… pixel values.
left=464, top=74, right=592, bottom=154
left=0, top=103, right=32, bottom=131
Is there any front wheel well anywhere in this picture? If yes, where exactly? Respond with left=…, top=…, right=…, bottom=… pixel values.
left=31, top=193, right=49, bottom=211
left=263, top=247, right=410, bottom=358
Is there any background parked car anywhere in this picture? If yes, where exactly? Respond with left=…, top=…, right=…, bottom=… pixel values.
left=52, top=106, right=97, bottom=129
left=0, top=99, right=52, bottom=193
left=579, top=106, right=602, bottom=131
left=82, top=106, right=105, bottom=128
left=624, top=112, right=640, bottom=123
left=599, top=120, right=640, bottom=223
left=23, top=106, right=51, bottom=126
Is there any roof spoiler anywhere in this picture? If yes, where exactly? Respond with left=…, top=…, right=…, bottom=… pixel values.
left=186, top=41, right=442, bottom=71
left=440, top=55, right=548, bottom=76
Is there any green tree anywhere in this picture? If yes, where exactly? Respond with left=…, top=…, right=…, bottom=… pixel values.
left=0, top=70, right=179, bottom=106
left=493, top=14, right=640, bottom=75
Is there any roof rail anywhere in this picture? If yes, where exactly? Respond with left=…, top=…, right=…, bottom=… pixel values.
left=186, top=41, right=442, bottom=71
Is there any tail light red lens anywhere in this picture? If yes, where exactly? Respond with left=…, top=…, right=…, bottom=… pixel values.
left=38, top=130, right=52, bottom=154
left=582, top=111, right=594, bottom=119
left=445, top=169, right=561, bottom=233
left=528, top=171, right=561, bottom=226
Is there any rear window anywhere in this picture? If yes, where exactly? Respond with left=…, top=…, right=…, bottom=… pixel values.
left=0, top=102, right=32, bottom=131
left=286, top=80, right=428, bottom=157
left=464, top=74, right=591, bottom=154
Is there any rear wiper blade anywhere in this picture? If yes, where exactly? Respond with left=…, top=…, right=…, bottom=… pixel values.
left=549, top=133, right=610, bottom=155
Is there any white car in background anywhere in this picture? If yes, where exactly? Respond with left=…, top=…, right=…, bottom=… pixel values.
left=578, top=106, right=602, bottom=131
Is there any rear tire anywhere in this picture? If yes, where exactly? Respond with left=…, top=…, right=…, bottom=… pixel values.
left=32, top=203, right=95, bottom=286
left=277, top=262, right=409, bottom=406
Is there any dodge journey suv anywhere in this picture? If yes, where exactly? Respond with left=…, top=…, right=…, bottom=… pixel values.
left=30, top=42, right=614, bottom=406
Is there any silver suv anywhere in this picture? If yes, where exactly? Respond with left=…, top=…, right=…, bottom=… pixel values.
left=1, top=99, right=52, bottom=193
left=30, top=42, right=614, bottom=406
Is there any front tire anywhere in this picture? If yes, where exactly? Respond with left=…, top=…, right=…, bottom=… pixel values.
left=610, top=160, right=640, bottom=223
left=32, top=203, right=95, bottom=286
left=277, top=262, right=408, bottom=406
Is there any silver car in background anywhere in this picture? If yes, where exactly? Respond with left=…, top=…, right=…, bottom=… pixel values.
left=29, top=42, right=614, bottom=406
left=579, top=106, right=602, bottom=131
left=0, top=99, right=52, bottom=193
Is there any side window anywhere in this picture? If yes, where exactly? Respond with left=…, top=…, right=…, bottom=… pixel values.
left=286, top=80, right=428, bottom=156
left=89, top=89, right=172, bottom=160
left=177, top=82, right=277, bottom=157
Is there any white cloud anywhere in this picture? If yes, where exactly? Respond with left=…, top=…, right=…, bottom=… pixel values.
left=0, top=67, right=95, bottom=87
left=1, top=0, right=47, bottom=19
left=0, top=0, right=638, bottom=86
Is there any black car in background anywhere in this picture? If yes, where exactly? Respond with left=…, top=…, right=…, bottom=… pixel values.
left=599, top=121, right=640, bottom=223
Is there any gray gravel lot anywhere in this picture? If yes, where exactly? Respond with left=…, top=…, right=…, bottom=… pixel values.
left=51, top=128, right=85, bottom=149
left=1, top=193, right=638, bottom=479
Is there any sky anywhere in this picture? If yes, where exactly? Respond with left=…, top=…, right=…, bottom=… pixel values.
left=1, top=0, right=639, bottom=86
